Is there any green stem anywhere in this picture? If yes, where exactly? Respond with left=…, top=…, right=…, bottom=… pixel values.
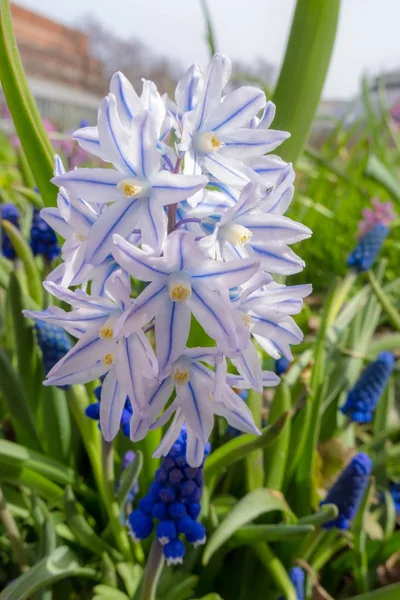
left=0, top=484, right=28, bottom=572
left=253, top=542, right=297, bottom=600
left=272, top=0, right=341, bottom=163
left=66, top=386, right=103, bottom=504
left=327, top=272, right=357, bottom=328
left=245, top=390, right=264, bottom=491
left=101, top=439, right=133, bottom=563
left=140, top=539, right=164, bottom=600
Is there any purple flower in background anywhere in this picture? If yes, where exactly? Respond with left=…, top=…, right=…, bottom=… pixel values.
left=30, top=208, right=61, bottom=262
left=358, top=198, right=396, bottom=237
left=1, top=203, right=19, bottom=259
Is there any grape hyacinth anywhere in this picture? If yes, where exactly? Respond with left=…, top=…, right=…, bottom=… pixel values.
left=30, top=208, right=60, bottom=261
left=341, top=352, right=395, bottom=423
left=358, top=198, right=396, bottom=237
left=127, top=427, right=208, bottom=565
left=1, top=203, right=19, bottom=259
left=85, top=385, right=133, bottom=437
left=279, top=567, right=304, bottom=600
left=275, top=356, right=290, bottom=376
left=389, top=483, right=400, bottom=514
left=24, top=54, right=311, bottom=467
left=34, top=320, right=72, bottom=386
left=320, top=453, right=372, bottom=530
left=347, top=223, right=389, bottom=272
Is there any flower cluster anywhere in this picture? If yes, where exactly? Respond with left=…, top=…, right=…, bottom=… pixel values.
left=1, top=203, right=19, bottom=259
left=347, top=223, right=388, bottom=272
left=358, top=198, right=395, bottom=237
left=34, top=319, right=73, bottom=389
left=341, top=352, right=395, bottom=423
left=279, top=567, right=304, bottom=600
left=127, top=427, right=208, bottom=565
left=30, top=208, right=61, bottom=262
left=321, top=452, right=372, bottom=530
left=24, top=54, right=311, bottom=465
left=85, top=385, right=133, bottom=437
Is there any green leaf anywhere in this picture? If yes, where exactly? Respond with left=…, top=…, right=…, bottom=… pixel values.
left=297, top=504, right=339, bottom=527
left=368, top=271, right=400, bottom=332
left=0, top=0, right=55, bottom=207
left=272, top=0, right=340, bottom=162
left=92, top=585, right=128, bottom=600
left=0, top=348, right=42, bottom=451
left=252, top=542, right=297, bottom=600
left=264, top=380, right=291, bottom=490
left=350, top=584, right=400, bottom=600
left=63, top=486, right=121, bottom=561
left=0, top=546, right=97, bottom=600
left=13, top=185, right=43, bottom=208
left=116, top=563, right=143, bottom=599
left=204, top=411, right=290, bottom=482
left=353, top=480, right=373, bottom=594
left=1, top=219, right=42, bottom=306
left=40, top=386, right=72, bottom=466
left=199, top=0, right=217, bottom=57
left=365, top=154, right=400, bottom=204
left=203, top=488, right=295, bottom=564
left=245, top=390, right=263, bottom=491
left=0, top=464, right=64, bottom=502
left=230, top=524, right=314, bottom=548
left=8, top=273, right=40, bottom=409
left=100, top=553, right=117, bottom=588
left=116, top=450, right=143, bottom=507
left=164, top=576, right=199, bottom=600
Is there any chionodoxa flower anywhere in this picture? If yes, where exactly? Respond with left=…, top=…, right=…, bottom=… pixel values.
left=25, top=54, right=312, bottom=467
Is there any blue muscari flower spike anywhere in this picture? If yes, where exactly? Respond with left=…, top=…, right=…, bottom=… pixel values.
left=34, top=319, right=72, bottom=388
left=275, top=356, right=290, bottom=376
left=1, top=203, right=19, bottom=259
left=85, top=385, right=133, bottom=437
left=30, top=208, right=60, bottom=261
left=279, top=567, right=304, bottom=600
left=389, top=483, right=400, bottom=514
left=320, top=452, right=372, bottom=530
left=341, top=352, right=395, bottom=423
left=126, top=426, right=210, bottom=565
left=347, top=223, right=389, bottom=272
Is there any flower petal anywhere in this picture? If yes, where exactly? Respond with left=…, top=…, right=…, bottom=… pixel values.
left=98, top=94, right=137, bottom=174
left=84, top=199, right=140, bottom=266
left=112, top=234, right=169, bottom=281
left=205, top=86, right=265, bottom=134
left=231, top=342, right=263, bottom=392
left=251, top=243, right=305, bottom=275
left=202, top=153, right=252, bottom=186
left=151, top=171, right=207, bottom=206
left=100, top=368, right=127, bottom=441
left=121, top=281, right=168, bottom=335
left=193, top=53, right=225, bottom=131
left=155, top=300, right=191, bottom=373
left=175, top=63, right=203, bottom=115
left=110, top=71, right=140, bottom=128
left=115, top=335, right=149, bottom=414
left=189, top=284, right=238, bottom=350
left=246, top=155, right=288, bottom=187
left=191, top=257, right=259, bottom=290
left=185, top=427, right=205, bottom=467
left=127, top=110, right=160, bottom=180
left=153, top=408, right=185, bottom=458
left=239, top=214, right=312, bottom=244
left=72, top=125, right=108, bottom=161
left=178, top=372, right=213, bottom=443
left=138, top=197, right=167, bottom=254
left=220, top=129, right=290, bottom=158
left=52, top=168, right=124, bottom=205
left=40, top=207, right=71, bottom=239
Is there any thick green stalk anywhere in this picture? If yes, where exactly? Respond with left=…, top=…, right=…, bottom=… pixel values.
left=264, top=381, right=291, bottom=490
left=245, top=390, right=264, bottom=491
left=140, top=539, right=164, bottom=600
left=272, top=0, right=341, bottom=163
left=0, top=485, right=28, bottom=572
left=101, top=440, right=133, bottom=563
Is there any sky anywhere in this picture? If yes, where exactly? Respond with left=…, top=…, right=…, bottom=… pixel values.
left=17, top=0, right=400, bottom=99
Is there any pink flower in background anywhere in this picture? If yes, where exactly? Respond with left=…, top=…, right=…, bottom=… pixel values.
left=358, top=198, right=396, bottom=237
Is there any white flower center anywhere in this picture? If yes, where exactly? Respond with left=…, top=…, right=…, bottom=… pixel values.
left=168, top=273, right=192, bottom=303
left=193, top=131, right=222, bottom=154
left=219, top=222, right=253, bottom=247
left=73, top=232, right=86, bottom=242
left=171, top=356, right=191, bottom=386
left=117, top=178, right=150, bottom=198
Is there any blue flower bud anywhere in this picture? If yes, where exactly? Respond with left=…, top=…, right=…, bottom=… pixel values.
left=151, top=502, right=168, bottom=521
left=34, top=320, right=72, bottom=387
left=183, top=466, right=198, bottom=480
left=1, top=203, right=19, bottom=259
left=163, top=538, right=185, bottom=566
left=187, top=502, right=201, bottom=520
left=127, top=510, right=153, bottom=541
left=179, top=480, right=197, bottom=497
left=341, top=352, right=395, bottom=423
left=275, top=356, right=290, bottom=375
left=188, top=486, right=202, bottom=503
left=162, top=456, right=176, bottom=470
left=169, top=468, right=184, bottom=484
left=138, top=494, right=154, bottom=515
left=321, top=453, right=372, bottom=530
left=185, top=521, right=206, bottom=547
left=168, top=501, right=187, bottom=519
left=176, top=515, right=194, bottom=535
left=156, top=520, right=176, bottom=545
left=279, top=567, right=304, bottom=600
left=159, top=486, right=176, bottom=503
left=94, top=386, right=102, bottom=401
left=389, top=483, right=400, bottom=514
left=155, top=468, right=169, bottom=483
left=30, top=208, right=60, bottom=262
left=149, top=482, right=162, bottom=501
left=85, top=402, right=100, bottom=420
left=347, top=223, right=388, bottom=272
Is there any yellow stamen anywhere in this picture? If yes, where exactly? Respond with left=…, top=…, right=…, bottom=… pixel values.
left=73, top=232, right=86, bottom=242
left=103, top=353, right=115, bottom=366
left=169, top=284, right=191, bottom=302
left=122, top=183, right=141, bottom=197
left=242, top=313, right=253, bottom=329
left=99, top=326, right=114, bottom=339
left=210, top=134, right=222, bottom=150
left=172, top=369, right=190, bottom=385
